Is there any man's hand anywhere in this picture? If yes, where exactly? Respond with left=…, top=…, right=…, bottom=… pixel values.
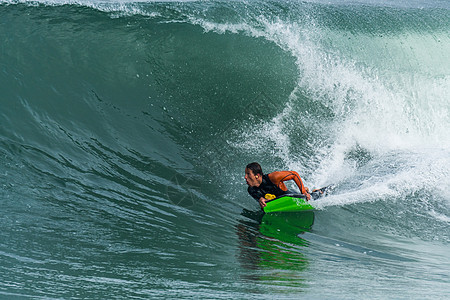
left=258, top=197, right=267, bottom=209
left=306, top=193, right=311, bottom=201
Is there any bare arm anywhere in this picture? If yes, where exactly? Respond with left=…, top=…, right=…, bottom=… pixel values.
left=269, top=171, right=311, bottom=200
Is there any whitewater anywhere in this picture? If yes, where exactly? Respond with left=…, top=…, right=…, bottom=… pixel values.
left=1, top=0, right=449, bottom=298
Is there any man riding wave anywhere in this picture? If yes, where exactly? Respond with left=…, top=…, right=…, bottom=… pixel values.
left=244, top=162, right=311, bottom=210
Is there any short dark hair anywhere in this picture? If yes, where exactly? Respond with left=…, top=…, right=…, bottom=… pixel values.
left=246, top=162, right=263, bottom=176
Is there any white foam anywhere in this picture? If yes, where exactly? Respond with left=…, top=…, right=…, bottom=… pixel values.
left=428, top=210, right=450, bottom=223
left=201, top=13, right=450, bottom=207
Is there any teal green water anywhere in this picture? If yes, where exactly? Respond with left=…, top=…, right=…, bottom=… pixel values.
left=1, top=0, right=449, bottom=298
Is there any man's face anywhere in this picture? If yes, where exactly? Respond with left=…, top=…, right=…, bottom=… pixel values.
left=245, top=168, right=260, bottom=187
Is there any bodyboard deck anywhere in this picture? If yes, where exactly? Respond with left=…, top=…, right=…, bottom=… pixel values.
left=263, top=194, right=314, bottom=213
left=263, top=186, right=331, bottom=213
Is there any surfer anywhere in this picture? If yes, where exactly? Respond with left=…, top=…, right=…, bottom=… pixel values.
left=245, top=162, right=311, bottom=209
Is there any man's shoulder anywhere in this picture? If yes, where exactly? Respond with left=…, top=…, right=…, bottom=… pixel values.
left=267, top=171, right=283, bottom=177
left=247, top=185, right=261, bottom=200
left=268, top=170, right=294, bottom=179
left=248, top=185, right=258, bottom=193
left=266, top=171, right=279, bottom=181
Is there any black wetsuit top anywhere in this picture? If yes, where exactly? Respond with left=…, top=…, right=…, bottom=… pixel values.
left=247, top=173, right=290, bottom=201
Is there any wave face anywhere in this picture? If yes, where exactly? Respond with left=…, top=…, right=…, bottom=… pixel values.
left=1, top=0, right=449, bottom=298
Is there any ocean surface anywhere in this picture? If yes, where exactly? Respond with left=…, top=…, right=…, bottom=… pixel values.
left=1, top=0, right=449, bottom=298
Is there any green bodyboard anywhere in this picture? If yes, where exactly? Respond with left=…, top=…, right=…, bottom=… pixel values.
left=264, top=195, right=315, bottom=213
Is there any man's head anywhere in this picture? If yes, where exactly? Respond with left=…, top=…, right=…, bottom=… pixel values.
left=245, top=162, right=263, bottom=187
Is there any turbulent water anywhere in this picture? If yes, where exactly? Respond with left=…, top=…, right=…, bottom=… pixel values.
left=1, top=0, right=449, bottom=298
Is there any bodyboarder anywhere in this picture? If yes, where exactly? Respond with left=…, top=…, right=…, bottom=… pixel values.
left=245, top=162, right=311, bottom=210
